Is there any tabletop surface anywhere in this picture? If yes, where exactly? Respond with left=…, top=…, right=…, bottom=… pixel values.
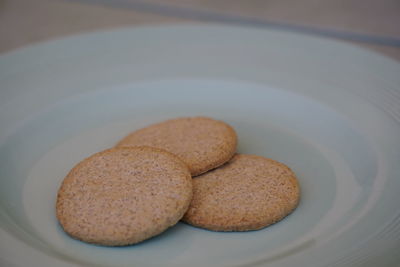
left=0, top=0, right=399, bottom=61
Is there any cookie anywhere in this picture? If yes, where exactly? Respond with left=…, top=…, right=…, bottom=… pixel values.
left=56, top=146, right=192, bottom=246
left=116, top=117, right=237, bottom=176
left=182, top=154, right=300, bottom=231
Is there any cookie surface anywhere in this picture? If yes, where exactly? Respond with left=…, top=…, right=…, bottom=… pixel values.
left=56, top=146, right=192, bottom=246
left=182, top=154, right=300, bottom=231
left=116, top=117, right=237, bottom=176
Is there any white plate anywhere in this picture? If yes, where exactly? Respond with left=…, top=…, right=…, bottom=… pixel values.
left=0, top=25, right=399, bottom=267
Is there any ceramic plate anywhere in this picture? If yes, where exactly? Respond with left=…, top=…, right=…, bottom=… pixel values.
left=0, top=25, right=399, bottom=267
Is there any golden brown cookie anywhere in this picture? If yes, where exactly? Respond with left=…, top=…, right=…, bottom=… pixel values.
left=56, top=146, right=192, bottom=246
left=182, top=154, right=300, bottom=231
left=116, top=117, right=237, bottom=176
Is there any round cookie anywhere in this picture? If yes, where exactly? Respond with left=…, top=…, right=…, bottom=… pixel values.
left=182, top=154, right=300, bottom=231
left=56, top=146, right=192, bottom=246
left=116, top=117, right=237, bottom=176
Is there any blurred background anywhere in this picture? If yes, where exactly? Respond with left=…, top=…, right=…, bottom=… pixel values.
left=0, top=0, right=399, bottom=61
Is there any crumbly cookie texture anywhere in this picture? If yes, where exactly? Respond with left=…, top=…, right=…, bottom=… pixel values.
left=182, top=154, right=300, bottom=231
left=116, top=117, right=237, bottom=176
left=56, top=146, right=192, bottom=246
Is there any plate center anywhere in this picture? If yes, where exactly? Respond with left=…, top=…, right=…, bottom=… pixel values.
left=0, top=79, right=377, bottom=266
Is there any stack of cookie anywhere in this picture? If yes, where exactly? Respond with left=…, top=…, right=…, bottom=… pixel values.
left=56, top=117, right=300, bottom=246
